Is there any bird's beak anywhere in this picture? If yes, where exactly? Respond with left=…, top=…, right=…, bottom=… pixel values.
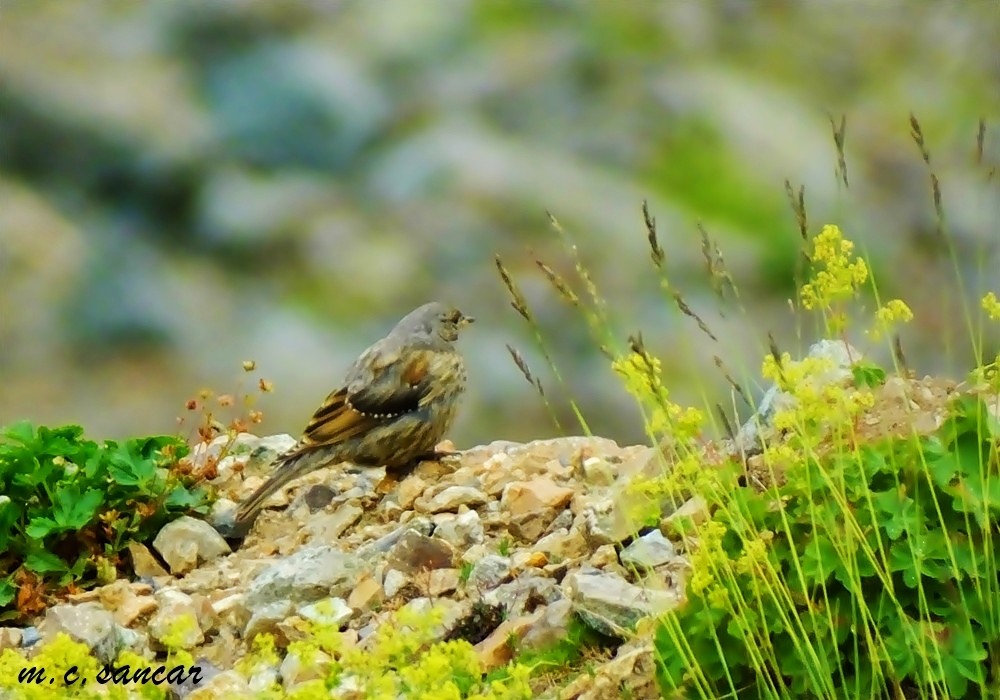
left=459, top=314, right=475, bottom=326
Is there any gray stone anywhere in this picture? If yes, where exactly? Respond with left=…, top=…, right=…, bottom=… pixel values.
left=414, top=485, right=488, bottom=514
left=39, top=602, right=128, bottom=665
left=467, top=555, right=512, bottom=591
left=297, top=598, right=353, bottom=628
left=433, top=510, right=485, bottom=548
left=153, top=516, right=231, bottom=575
left=620, top=530, right=676, bottom=569
left=148, top=589, right=204, bottom=649
left=356, top=519, right=433, bottom=557
left=485, top=575, right=561, bottom=619
left=520, top=599, right=574, bottom=650
left=243, top=600, right=294, bottom=642
left=564, top=569, right=679, bottom=637
left=305, top=502, right=363, bottom=541
left=387, top=531, right=455, bottom=573
left=246, top=546, right=361, bottom=610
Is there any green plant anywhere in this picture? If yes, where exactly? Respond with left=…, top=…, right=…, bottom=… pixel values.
left=487, top=614, right=615, bottom=692
left=646, top=223, right=1000, bottom=698
left=491, top=113, right=998, bottom=700
left=0, top=422, right=211, bottom=619
left=653, top=391, right=1000, bottom=699
left=241, top=604, right=534, bottom=700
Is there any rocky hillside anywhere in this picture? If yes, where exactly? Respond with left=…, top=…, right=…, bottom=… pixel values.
left=9, top=432, right=685, bottom=700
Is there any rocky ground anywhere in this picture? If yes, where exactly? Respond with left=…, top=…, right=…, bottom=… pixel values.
left=6, top=340, right=992, bottom=700
left=8, top=431, right=692, bottom=700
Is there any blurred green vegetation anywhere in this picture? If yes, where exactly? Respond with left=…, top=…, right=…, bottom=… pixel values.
left=0, top=0, right=996, bottom=448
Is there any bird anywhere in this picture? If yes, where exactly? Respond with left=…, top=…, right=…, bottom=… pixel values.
left=229, top=301, right=474, bottom=535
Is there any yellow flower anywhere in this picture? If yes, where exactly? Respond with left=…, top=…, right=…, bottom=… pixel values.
left=869, top=299, right=914, bottom=339
left=983, top=292, right=1000, bottom=321
left=799, top=225, right=869, bottom=314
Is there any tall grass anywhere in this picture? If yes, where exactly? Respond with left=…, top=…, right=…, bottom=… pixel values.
left=497, top=115, right=999, bottom=699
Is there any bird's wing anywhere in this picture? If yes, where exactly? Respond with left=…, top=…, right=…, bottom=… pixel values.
left=293, top=344, right=432, bottom=451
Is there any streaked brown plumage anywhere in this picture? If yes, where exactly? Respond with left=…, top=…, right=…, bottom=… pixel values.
left=230, top=302, right=473, bottom=533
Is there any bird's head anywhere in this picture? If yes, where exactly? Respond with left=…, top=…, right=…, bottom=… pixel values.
left=402, top=301, right=474, bottom=343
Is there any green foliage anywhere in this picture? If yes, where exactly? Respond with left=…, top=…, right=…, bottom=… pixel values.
left=490, top=613, right=611, bottom=686
left=654, top=395, right=1000, bottom=699
left=242, top=604, right=534, bottom=700
left=0, top=421, right=210, bottom=618
left=851, top=362, right=887, bottom=389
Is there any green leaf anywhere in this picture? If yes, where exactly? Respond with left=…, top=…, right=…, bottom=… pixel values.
left=25, top=549, right=69, bottom=574
left=107, top=445, right=157, bottom=487
left=0, top=420, right=37, bottom=446
left=163, top=484, right=207, bottom=510
left=24, top=516, right=59, bottom=540
left=0, top=579, right=14, bottom=608
left=851, top=363, right=886, bottom=388
left=52, top=485, right=104, bottom=530
left=871, top=487, right=920, bottom=540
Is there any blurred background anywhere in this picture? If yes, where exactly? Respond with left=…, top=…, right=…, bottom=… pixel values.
left=1, top=0, right=998, bottom=449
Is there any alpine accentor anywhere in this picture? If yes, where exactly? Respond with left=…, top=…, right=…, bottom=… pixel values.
left=231, top=301, right=474, bottom=533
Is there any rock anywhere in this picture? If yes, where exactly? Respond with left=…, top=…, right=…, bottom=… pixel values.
left=20, top=627, right=40, bottom=647
left=211, top=592, right=250, bottom=632
left=153, top=516, right=231, bottom=575
left=246, top=434, right=299, bottom=468
left=347, top=575, right=384, bottom=611
left=246, top=546, right=361, bottom=610
left=511, top=550, right=548, bottom=571
left=561, top=639, right=659, bottom=700
left=579, top=456, right=616, bottom=486
left=433, top=510, right=485, bottom=548
left=186, top=670, right=251, bottom=700
left=305, top=502, right=363, bottom=541
left=387, top=531, right=455, bottom=573
left=486, top=576, right=561, bottom=618
left=126, top=541, right=170, bottom=579
left=535, top=528, right=589, bottom=563
left=243, top=600, right=294, bottom=643
left=280, top=648, right=332, bottom=689
left=589, top=545, right=619, bottom=569
left=501, top=478, right=575, bottom=517
left=248, top=666, right=280, bottom=694
left=731, top=339, right=862, bottom=457
left=149, top=589, right=205, bottom=649
left=575, top=495, right=633, bottom=546
left=172, top=657, right=223, bottom=699
left=39, top=602, right=128, bottom=665
left=302, top=484, right=337, bottom=511
left=660, top=496, right=709, bottom=535
left=475, top=609, right=545, bottom=670
left=297, top=598, right=353, bottom=628
left=509, top=509, right=559, bottom=542
left=396, top=476, right=428, bottom=508
left=564, top=569, right=680, bottom=637
left=467, top=555, right=512, bottom=591
left=383, top=569, right=407, bottom=598
left=0, top=627, right=22, bottom=651
left=521, top=599, right=574, bottom=650
left=72, top=579, right=157, bottom=627
left=356, top=519, right=433, bottom=557
left=620, top=530, right=676, bottom=569
left=414, top=485, right=488, bottom=514
left=428, top=568, right=460, bottom=596
left=188, top=432, right=261, bottom=469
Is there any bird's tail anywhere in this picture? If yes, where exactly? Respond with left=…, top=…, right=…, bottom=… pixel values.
left=233, top=449, right=330, bottom=529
